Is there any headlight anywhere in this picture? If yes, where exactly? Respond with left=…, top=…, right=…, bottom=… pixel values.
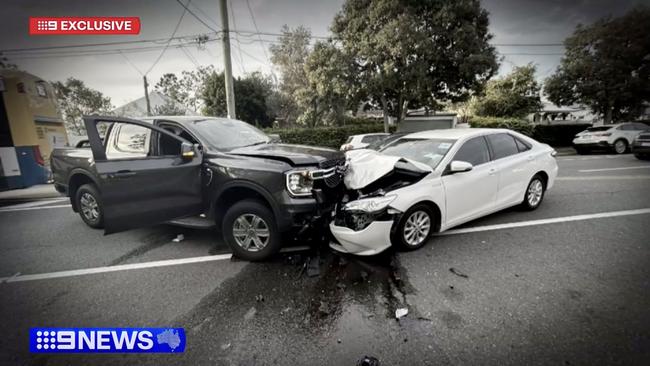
left=343, top=194, right=397, bottom=213
left=285, top=170, right=314, bottom=197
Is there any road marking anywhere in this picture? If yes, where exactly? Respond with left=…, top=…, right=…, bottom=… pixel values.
left=0, top=198, right=67, bottom=210
left=0, top=254, right=234, bottom=283
left=439, top=208, right=650, bottom=236
left=0, top=245, right=311, bottom=284
left=0, top=204, right=71, bottom=213
left=557, top=155, right=626, bottom=161
left=556, top=175, right=650, bottom=181
left=578, top=165, right=650, bottom=173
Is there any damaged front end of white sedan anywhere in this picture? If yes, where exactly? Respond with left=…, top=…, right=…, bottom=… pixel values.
left=329, top=129, right=558, bottom=256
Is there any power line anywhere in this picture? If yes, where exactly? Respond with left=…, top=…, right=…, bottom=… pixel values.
left=174, top=0, right=220, bottom=33
left=229, top=0, right=246, bottom=74
left=146, top=0, right=190, bottom=75
left=245, top=0, right=272, bottom=63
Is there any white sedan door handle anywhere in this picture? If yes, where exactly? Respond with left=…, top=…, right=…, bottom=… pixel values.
left=527, top=155, right=534, bottom=161
left=488, top=168, right=497, bottom=175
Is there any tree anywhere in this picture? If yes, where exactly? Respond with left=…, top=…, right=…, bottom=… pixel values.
left=472, top=64, right=542, bottom=118
left=545, top=7, right=650, bottom=124
left=155, top=65, right=213, bottom=113
left=153, top=100, right=186, bottom=116
left=332, top=0, right=498, bottom=131
left=299, top=41, right=362, bottom=126
left=51, top=78, right=113, bottom=135
left=202, top=71, right=276, bottom=127
left=269, top=25, right=312, bottom=125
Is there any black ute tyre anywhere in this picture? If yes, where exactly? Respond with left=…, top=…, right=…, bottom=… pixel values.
left=521, top=175, right=546, bottom=211
left=613, top=139, right=628, bottom=154
left=392, top=204, right=435, bottom=251
left=75, top=183, right=104, bottom=229
left=222, top=199, right=281, bottom=261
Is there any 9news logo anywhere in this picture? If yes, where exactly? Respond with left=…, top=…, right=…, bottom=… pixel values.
left=30, top=328, right=185, bottom=353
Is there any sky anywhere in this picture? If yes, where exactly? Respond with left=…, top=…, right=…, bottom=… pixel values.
left=1, top=0, right=648, bottom=107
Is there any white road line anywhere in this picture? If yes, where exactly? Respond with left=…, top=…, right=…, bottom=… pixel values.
left=3, top=209, right=648, bottom=284
left=556, top=175, right=650, bottom=180
left=579, top=165, right=650, bottom=173
left=0, top=246, right=311, bottom=284
left=0, top=254, right=233, bottom=283
left=0, top=204, right=71, bottom=213
left=0, top=198, right=68, bottom=210
left=439, top=208, right=650, bottom=236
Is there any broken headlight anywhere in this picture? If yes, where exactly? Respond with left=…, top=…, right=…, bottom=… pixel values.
left=285, top=170, right=314, bottom=197
left=343, top=194, right=396, bottom=213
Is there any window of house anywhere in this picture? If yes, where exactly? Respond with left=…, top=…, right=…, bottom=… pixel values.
left=486, top=133, right=520, bottom=160
left=35, top=82, right=47, bottom=97
left=16, top=82, right=25, bottom=93
left=453, top=136, right=490, bottom=166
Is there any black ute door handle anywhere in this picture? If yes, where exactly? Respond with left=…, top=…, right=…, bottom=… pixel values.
left=110, top=170, right=137, bottom=178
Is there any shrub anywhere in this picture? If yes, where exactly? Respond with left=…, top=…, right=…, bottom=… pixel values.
left=468, top=116, right=536, bottom=136
left=266, top=123, right=389, bottom=149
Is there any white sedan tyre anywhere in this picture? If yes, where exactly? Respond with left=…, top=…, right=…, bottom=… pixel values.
left=392, top=204, right=435, bottom=251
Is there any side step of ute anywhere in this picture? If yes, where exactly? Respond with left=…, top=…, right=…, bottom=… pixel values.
left=167, top=215, right=215, bottom=229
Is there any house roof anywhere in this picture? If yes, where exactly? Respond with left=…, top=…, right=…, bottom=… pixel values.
left=112, top=91, right=197, bottom=117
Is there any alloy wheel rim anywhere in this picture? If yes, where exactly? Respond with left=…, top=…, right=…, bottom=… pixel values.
left=403, top=210, right=431, bottom=246
left=527, top=179, right=543, bottom=207
left=232, top=214, right=270, bottom=252
left=615, top=141, right=626, bottom=154
left=80, top=192, right=99, bottom=222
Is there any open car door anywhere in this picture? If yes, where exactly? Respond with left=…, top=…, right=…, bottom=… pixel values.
left=84, top=116, right=204, bottom=234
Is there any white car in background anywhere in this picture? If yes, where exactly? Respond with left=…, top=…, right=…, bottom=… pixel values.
left=340, top=133, right=390, bottom=151
left=330, top=129, right=558, bottom=256
left=572, top=122, right=648, bottom=154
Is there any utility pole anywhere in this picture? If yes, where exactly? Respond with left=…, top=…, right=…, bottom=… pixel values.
left=219, top=0, right=236, bottom=119
left=143, top=75, right=151, bottom=116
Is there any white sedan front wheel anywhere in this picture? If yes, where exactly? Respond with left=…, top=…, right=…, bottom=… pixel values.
left=392, top=204, right=435, bottom=251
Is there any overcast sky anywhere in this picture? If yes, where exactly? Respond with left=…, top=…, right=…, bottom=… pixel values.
left=1, top=0, right=648, bottom=107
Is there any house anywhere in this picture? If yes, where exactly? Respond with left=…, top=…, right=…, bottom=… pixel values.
left=528, top=101, right=599, bottom=125
left=112, top=91, right=197, bottom=117
left=0, top=69, right=68, bottom=190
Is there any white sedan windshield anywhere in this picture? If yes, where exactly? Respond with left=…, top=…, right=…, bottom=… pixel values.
left=380, top=138, right=456, bottom=169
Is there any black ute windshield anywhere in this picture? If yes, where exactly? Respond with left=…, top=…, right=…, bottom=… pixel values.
left=190, top=118, right=270, bottom=151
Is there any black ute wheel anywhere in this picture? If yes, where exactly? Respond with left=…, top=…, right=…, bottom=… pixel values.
left=222, top=199, right=281, bottom=261
left=75, top=183, right=104, bottom=229
left=521, top=175, right=546, bottom=211
left=391, top=204, right=435, bottom=251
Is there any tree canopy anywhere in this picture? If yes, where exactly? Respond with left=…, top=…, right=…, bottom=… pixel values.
left=332, top=0, right=498, bottom=130
left=202, top=71, right=276, bottom=127
left=51, top=78, right=113, bottom=135
left=545, top=7, right=650, bottom=123
left=472, top=64, right=542, bottom=118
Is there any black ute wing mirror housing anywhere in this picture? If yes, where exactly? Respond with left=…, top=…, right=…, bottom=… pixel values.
left=181, top=142, right=197, bottom=160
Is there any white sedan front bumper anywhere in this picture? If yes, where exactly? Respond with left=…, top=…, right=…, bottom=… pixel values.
left=329, top=220, right=393, bottom=256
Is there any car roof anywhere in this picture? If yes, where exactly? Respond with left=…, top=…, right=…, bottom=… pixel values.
left=400, top=128, right=507, bottom=140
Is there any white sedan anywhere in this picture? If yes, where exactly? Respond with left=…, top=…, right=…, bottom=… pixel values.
left=330, top=128, right=558, bottom=255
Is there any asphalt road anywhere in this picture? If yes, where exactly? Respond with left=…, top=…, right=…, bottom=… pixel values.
left=1, top=154, right=649, bottom=366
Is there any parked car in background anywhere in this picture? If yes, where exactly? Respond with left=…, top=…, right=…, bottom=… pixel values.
left=330, top=129, right=558, bottom=256
left=340, top=133, right=389, bottom=151
left=572, top=122, right=648, bottom=154
left=51, top=116, right=347, bottom=261
left=631, top=130, right=650, bottom=160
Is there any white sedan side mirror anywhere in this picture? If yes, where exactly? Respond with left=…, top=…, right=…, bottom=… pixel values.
left=449, top=160, right=473, bottom=173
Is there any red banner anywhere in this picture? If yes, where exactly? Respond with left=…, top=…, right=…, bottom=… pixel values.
left=29, top=17, right=140, bottom=35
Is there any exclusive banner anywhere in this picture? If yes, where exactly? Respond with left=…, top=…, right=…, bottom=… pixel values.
left=29, top=17, right=140, bottom=35
left=29, top=328, right=185, bottom=353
